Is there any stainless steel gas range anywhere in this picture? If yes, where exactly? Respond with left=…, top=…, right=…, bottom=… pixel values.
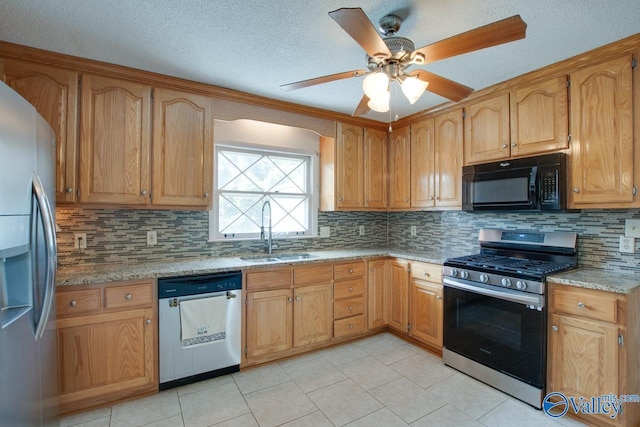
left=442, top=229, right=577, bottom=409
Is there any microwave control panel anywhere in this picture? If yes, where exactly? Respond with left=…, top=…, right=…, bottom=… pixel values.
left=541, top=169, right=560, bottom=204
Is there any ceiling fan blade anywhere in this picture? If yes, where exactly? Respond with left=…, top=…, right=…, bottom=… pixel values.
left=280, top=70, right=367, bottom=91
left=409, top=70, right=473, bottom=102
left=329, top=8, right=392, bottom=59
left=352, top=95, right=371, bottom=116
left=413, top=15, right=527, bottom=64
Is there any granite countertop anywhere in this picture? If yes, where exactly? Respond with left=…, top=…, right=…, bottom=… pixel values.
left=55, top=248, right=462, bottom=287
left=547, top=268, right=640, bottom=294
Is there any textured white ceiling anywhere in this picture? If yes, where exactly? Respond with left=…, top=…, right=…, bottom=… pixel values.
left=1, top=1, right=639, bottom=122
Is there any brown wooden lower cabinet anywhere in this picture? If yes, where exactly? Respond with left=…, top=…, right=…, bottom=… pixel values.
left=56, top=279, right=157, bottom=414
left=547, top=282, right=640, bottom=427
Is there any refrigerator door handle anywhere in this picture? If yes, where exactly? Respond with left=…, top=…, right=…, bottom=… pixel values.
left=32, top=174, right=56, bottom=341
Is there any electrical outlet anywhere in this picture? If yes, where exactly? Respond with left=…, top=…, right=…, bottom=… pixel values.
left=411, top=225, right=417, bottom=236
left=320, top=226, right=330, bottom=238
left=619, top=236, right=635, bottom=253
left=359, top=225, right=365, bottom=236
left=625, top=219, right=640, bottom=238
left=74, top=233, right=87, bottom=249
left=147, top=231, right=157, bottom=246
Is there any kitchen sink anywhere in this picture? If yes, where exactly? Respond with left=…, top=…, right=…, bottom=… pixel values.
left=275, top=253, right=316, bottom=260
left=239, top=253, right=316, bottom=263
left=239, top=256, right=280, bottom=263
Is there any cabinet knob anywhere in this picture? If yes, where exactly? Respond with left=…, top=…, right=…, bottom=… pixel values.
left=349, top=306, right=353, bottom=311
left=502, top=144, right=508, bottom=149
left=573, top=188, right=580, bottom=193
left=125, top=293, right=132, bottom=300
left=338, top=196, right=343, bottom=201
left=365, top=198, right=369, bottom=202
left=146, top=319, right=151, bottom=325
left=552, top=325, right=559, bottom=332
left=141, top=190, right=148, bottom=196
left=429, top=196, right=434, bottom=200
left=348, top=287, right=353, bottom=292
left=370, top=268, right=375, bottom=272
left=577, top=302, right=585, bottom=309
left=405, top=198, right=409, bottom=202
left=349, top=324, right=354, bottom=329
left=424, top=272, right=429, bottom=276
left=349, top=269, right=353, bottom=273
left=435, top=197, right=440, bottom=201
left=288, top=297, right=293, bottom=302
left=436, top=295, right=442, bottom=300
left=204, top=192, right=209, bottom=198
left=65, top=187, right=73, bottom=193
left=295, top=295, right=301, bottom=301
left=70, top=300, right=77, bottom=306
left=511, top=142, right=517, bottom=147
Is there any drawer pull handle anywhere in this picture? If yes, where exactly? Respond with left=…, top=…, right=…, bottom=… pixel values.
left=349, top=324, right=353, bottom=329
left=348, top=306, right=353, bottom=311
left=125, top=294, right=132, bottom=300
left=349, top=287, right=353, bottom=292
left=70, top=300, right=77, bottom=306
left=552, top=325, right=558, bottom=332
left=349, top=269, right=353, bottom=273
left=577, top=302, right=585, bottom=309
left=146, top=319, right=151, bottom=325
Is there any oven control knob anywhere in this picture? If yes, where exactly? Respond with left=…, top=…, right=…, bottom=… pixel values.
left=516, top=280, right=527, bottom=290
left=450, top=268, right=459, bottom=277
left=479, top=274, right=489, bottom=283
left=460, top=271, right=469, bottom=279
left=501, top=278, right=512, bottom=287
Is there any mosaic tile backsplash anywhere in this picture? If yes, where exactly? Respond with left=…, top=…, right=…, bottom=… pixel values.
left=56, top=207, right=640, bottom=273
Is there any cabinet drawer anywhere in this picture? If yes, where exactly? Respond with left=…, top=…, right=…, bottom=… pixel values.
left=411, top=262, right=442, bottom=282
left=334, top=262, right=365, bottom=280
left=334, top=315, right=366, bottom=338
left=104, top=283, right=153, bottom=310
left=334, top=297, right=364, bottom=319
left=57, top=288, right=101, bottom=317
left=246, top=269, right=292, bottom=291
left=334, top=278, right=365, bottom=299
left=552, top=286, right=618, bottom=323
left=293, top=265, right=333, bottom=286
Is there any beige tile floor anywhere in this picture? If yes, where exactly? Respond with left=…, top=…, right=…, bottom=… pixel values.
left=59, top=333, right=588, bottom=427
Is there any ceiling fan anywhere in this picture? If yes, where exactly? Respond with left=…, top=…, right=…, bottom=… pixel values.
left=281, top=8, right=527, bottom=116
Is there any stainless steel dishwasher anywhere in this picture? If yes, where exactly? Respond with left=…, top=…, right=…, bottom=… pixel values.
left=158, top=271, right=242, bottom=390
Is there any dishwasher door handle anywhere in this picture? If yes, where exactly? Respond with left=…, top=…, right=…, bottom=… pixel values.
left=167, top=291, right=237, bottom=308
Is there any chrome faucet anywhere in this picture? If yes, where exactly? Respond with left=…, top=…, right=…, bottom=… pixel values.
left=260, top=200, right=273, bottom=254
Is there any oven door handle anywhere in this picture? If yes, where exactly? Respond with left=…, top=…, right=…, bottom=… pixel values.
left=443, top=277, right=544, bottom=308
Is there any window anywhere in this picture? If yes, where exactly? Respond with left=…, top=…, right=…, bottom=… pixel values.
left=211, top=144, right=317, bottom=240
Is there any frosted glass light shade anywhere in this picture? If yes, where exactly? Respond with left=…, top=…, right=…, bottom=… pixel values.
left=362, top=72, right=389, bottom=99
left=367, top=91, right=390, bottom=112
left=401, top=76, right=429, bottom=104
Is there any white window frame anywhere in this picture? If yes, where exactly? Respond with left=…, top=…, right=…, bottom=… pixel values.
left=209, top=142, right=319, bottom=241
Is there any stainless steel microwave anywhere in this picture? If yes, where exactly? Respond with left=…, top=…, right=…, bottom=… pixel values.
left=462, top=153, right=567, bottom=211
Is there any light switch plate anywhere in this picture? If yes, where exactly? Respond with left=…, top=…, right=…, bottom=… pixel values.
left=625, top=219, right=640, bottom=237
left=320, top=226, right=330, bottom=238
left=619, top=236, right=635, bottom=253
left=410, top=226, right=417, bottom=236
left=359, top=225, right=365, bottom=236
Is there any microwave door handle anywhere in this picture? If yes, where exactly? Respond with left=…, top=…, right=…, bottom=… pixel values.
left=32, top=174, right=57, bottom=341
left=443, top=277, right=544, bottom=307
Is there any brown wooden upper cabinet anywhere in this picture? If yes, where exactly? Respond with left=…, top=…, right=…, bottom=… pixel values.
left=152, top=87, right=213, bottom=207
left=569, top=55, right=637, bottom=208
left=464, top=77, right=568, bottom=165
left=3, top=59, right=79, bottom=203
left=389, top=125, right=411, bottom=209
left=321, top=123, right=387, bottom=211
left=410, top=109, right=463, bottom=209
left=79, top=74, right=152, bottom=205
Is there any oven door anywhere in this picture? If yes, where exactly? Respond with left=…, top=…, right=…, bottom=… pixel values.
left=443, top=277, right=546, bottom=388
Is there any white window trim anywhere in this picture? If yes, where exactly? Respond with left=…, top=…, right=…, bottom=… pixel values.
left=209, top=141, right=319, bottom=242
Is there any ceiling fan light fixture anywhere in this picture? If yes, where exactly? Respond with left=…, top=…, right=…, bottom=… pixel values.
left=362, top=72, right=389, bottom=99
left=367, top=91, right=390, bottom=112
left=400, top=76, right=429, bottom=104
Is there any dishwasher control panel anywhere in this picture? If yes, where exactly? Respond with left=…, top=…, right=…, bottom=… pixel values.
left=158, top=271, right=242, bottom=298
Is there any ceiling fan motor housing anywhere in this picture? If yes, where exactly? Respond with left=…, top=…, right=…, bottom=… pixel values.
left=366, top=36, right=415, bottom=70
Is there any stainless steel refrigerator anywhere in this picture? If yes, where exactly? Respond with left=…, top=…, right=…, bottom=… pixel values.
left=0, top=81, right=58, bottom=426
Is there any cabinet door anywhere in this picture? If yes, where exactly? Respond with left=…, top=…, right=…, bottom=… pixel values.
left=463, top=94, right=510, bottom=165
left=410, top=118, right=435, bottom=208
left=570, top=56, right=635, bottom=207
left=363, top=127, right=387, bottom=208
left=549, top=314, right=619, bottom=408
left=410, top=279, right=443, bottom=348
left=293, top=284, right=332, bottom=347
left=367, top=259, right=387, bottom=329
left=510, top=76, right=568, bottom=157
left=79, top=74, right=151, bottom=205
left=434, top=109, right=463, bottom=207
left=246, top=289, right=293, bottom=357
left=336, top=123, right=364, bottom=209
left=4, top=60, right=79, bottom=203
left=387, top=259, right=409, bottom=332
left=152, top=87, right=213, bottom=207
left=389, top=126, right=411, bottom=209
left=57, top=308, right=155, bottom=398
